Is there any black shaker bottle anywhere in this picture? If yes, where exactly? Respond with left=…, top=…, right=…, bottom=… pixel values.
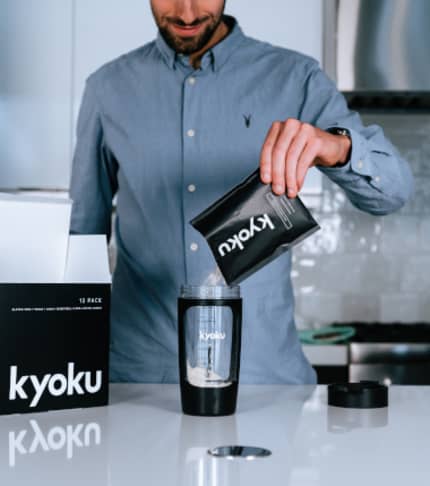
left=178, top=285, right=242, bottom=416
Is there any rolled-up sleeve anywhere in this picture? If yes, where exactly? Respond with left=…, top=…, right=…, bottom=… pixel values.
left=69, top=76, right=118, bottom=239
left=299, top=62, right=415, bottom=215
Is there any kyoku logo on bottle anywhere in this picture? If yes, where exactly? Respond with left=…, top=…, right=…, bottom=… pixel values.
left=199, top=331, right=226, bottom=341
left=217, top=214, right=275, bottom=257
left=9, top=362, right=103, bottom=408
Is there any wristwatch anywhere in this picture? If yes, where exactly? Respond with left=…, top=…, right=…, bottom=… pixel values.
left=327, top=126, right=351, bottom=139
left=326, top=127, right=352, bottom=166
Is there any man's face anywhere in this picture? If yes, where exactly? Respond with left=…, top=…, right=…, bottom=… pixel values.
left=150, top=0, right=226, bottom=55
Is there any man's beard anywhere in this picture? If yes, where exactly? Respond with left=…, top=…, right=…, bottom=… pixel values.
left=152, top=3, right=226, bottom=55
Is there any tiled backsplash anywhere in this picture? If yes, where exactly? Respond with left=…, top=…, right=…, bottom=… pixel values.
left=293, top=114, right=430, bottom=328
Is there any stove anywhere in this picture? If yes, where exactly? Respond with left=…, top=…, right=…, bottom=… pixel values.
left=340, top=322, right=430, bottom=343
left=335, top=323, right=430, bottom=385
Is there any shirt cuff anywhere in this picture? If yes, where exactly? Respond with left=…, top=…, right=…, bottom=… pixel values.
left=317, top=127, right=384, bottom=191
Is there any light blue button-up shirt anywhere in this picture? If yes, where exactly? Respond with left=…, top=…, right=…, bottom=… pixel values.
left=70, top=15, right=414, bottom=384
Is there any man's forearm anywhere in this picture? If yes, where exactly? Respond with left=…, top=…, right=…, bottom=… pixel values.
left=317, top=126, right=414, bottom=215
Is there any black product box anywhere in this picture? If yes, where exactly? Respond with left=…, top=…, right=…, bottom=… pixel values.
left=0, top=235, right=111, bottom=415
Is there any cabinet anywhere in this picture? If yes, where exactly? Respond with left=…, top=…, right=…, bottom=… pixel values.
left=0, top=0, right=73, bottom=189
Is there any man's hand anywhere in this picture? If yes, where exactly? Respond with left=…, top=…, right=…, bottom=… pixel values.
left=259, top=118, right=352, bottom=197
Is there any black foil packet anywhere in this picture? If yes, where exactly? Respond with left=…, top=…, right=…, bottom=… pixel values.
left=191, top=169, right=320, bottom=285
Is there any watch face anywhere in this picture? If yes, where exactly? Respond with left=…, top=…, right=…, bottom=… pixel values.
left=329, top=127, right=350, bottom=138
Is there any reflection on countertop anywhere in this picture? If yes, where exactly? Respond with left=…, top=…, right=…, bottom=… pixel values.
left=0, top=384, right=429, bottom=485
left=2, top=405, right=107, bottom=484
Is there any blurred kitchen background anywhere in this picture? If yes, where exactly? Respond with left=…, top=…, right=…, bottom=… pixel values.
left=1, top=0, right=429, bottom=383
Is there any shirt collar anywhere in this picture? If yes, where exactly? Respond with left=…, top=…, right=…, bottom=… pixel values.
left=155, top=15, right=245, bottom=72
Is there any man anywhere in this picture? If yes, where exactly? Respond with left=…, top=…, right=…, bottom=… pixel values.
left=70, top=1, right=414, bottom=384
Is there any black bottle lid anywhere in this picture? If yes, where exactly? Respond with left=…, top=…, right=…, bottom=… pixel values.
left=328, top=381, right=388, bottom=409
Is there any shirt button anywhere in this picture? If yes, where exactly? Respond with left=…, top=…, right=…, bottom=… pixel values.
left=357, top=160, right=364, bottom=170
left=187, top=184, right=196, bottom=193
left=188, top=76, right=196, bottom=85
left=187, top=129, right=195, bottom=137
left=373, top=175, right=381, bottom=183
left=190, top=242, right=199, bottom=252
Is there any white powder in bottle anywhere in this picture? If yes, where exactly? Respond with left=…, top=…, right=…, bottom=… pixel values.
left=186, top=361, right=231, bottom=388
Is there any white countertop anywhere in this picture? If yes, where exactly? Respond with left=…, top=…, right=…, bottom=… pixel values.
left=1, top=384, right=428, bottom=485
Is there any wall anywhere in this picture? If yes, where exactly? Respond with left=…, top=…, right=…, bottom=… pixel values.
left=293, top=113, right=430, bottom=327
